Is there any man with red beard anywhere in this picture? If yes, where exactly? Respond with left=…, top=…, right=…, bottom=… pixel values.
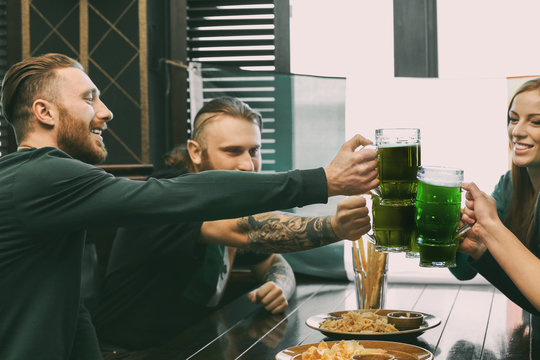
left=0, top=53, right=378, bottom=360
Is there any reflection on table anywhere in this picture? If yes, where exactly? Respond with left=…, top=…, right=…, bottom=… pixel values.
left=130, top=274, right=536, bottom=360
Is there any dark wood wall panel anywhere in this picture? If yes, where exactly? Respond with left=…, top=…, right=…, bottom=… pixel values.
left=16, top=0, right=149, bottom=165
left=0, top=0, right=16, bottom=156
left=3, top=0, right=292, bottom=169
left=87, top=0, right=148, bottom=164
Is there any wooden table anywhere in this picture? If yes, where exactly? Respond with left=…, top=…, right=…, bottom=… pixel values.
left=142, top=275, right=535, bottom=359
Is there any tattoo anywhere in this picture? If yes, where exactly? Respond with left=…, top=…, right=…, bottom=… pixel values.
left=237, top=212, right=339, bottom=253
left=264, top=254, right=295, bottom=300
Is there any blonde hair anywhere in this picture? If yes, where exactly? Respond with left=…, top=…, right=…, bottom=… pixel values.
left=192, top=96, right=262, bottom=145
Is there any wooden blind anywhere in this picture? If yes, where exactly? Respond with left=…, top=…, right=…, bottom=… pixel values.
left=187, top=0, right=280, bottom=70
left=173, top=0, right=292, bottom=172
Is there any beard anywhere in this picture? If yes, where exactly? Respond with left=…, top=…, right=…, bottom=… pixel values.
left=197, top=149, right=215, bottom=171
left=56, top=105, right=108, bottom=164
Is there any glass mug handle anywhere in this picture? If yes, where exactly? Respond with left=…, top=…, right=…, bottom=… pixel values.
left=356, top=144, right=378, bottom=152
left=456, top=188, right=475, bottom=238
left=456, top=222, right=473, bottom=238
left=365, top=232, right=376, bottom=244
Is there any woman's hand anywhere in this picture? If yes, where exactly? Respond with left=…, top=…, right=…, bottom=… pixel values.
left=461, top=182, right=501, bottom=241
left=457, top=216, right=487, bottom=260
left=461, top=182, right=540, bottom=313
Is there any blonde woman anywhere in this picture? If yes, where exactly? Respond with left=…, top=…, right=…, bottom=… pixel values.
left=456, top=78, right=540, bottom=313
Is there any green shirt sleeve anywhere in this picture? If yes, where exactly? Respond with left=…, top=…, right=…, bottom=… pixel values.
left=14, top=148, right=328, bottom=233
left=491, top=171, right=513, bottom=221
left=448, top=171, right=512, bottom=281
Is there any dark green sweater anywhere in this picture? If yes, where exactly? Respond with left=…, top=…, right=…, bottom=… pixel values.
left=0, top=147, right=327, bottom=360
left=450, top=171, right=540, bottom=314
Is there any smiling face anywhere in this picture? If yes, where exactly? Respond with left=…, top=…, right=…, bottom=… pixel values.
left=190, top=114, right=262, bottom=172
left=507, top=89, right=540, bottom=174
left=54, top=67, right=113, bottom=164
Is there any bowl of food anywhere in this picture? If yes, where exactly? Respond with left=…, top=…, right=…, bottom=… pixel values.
left=386, top=312, right=424, bottom=330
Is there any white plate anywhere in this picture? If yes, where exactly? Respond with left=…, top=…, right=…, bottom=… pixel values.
left=275, top=340, right=433, bottom=360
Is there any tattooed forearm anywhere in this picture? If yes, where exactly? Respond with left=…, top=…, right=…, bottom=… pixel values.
left=237, top=212, right=339, bottom=253
left=264, top=254, right=295, bottom=300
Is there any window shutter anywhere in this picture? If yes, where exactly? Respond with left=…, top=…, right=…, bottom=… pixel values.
left=393, top=0, right=438, bottom=77
left=182, top=0, right=292, bottom=172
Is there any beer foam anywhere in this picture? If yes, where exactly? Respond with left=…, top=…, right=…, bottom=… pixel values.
left=419, top=178, right=462, bottom=187
left=375, top=128, right=421, bottom=147
left=377, top=142, right=419, bottom=148
left=417, top=166, right=463, bottom=187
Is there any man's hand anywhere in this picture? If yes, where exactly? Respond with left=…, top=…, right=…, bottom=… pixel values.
left=325, top=134, right=379, bottom=197
left=248, top=281, right=288, bottom=314
left=331, top=195, right=371, bottom=240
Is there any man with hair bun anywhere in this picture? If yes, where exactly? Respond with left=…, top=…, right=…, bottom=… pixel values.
left=95, top=96, right=375, bottom=356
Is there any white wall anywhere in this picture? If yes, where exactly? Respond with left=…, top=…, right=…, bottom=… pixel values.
left=289, top=0, right=540, bottom=193
left=289, top=0, right=540, bottom=282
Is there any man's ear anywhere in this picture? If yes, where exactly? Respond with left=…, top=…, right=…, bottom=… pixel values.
left=32, top=99, right=56, bottom=127
left=187, top=139, right=202, bottom=166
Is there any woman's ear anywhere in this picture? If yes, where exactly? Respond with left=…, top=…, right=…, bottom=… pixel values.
left=32, top=99, right=56, bottom=127
left=187, top=139, right=202, bottom=167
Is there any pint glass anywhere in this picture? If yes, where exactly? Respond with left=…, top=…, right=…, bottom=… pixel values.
left=415, top=166, right=466, bottom=267
left=376, top=128, right=421, bottom=201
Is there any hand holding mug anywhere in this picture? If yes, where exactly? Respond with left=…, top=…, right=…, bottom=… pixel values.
left=331, top=195, right=372, bottom=240
left=461, top=182, right=500, bottom=241
left=324, top=134, right=379, bottom=197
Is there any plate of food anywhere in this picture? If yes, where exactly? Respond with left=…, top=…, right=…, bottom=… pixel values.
left=305, top=309, right=441, bottom=339
left=275, top=339, right=433, bottom=360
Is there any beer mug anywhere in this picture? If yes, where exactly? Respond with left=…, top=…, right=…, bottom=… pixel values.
left=366, top=192, right=416, bottom=253
left=415, top=166, right=470, bottom=267
left=376, top=128, right=421, bottom=202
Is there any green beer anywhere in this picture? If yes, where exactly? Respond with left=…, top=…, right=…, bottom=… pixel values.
left=415, top=167, right=463, bottom=267
left=378, top=144, right=421, bottom=200
left=371, top=194, right=416, bottom=252
left=376, top=128, right=421, bottom=201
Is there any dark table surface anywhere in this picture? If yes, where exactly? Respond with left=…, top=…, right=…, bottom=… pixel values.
left=141, top=275, right=535, bottom=360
